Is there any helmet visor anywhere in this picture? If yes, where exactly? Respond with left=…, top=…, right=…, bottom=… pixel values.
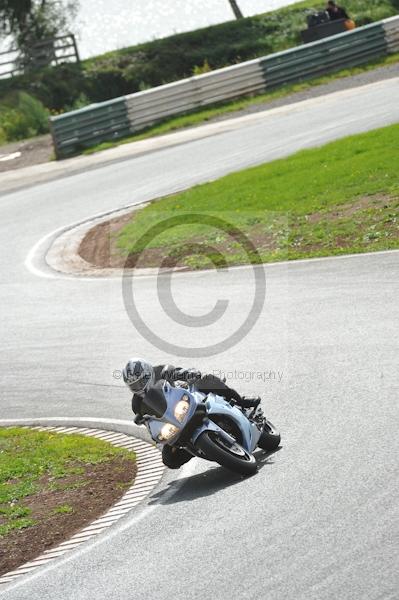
left=128, top=371, right=152, bottom=393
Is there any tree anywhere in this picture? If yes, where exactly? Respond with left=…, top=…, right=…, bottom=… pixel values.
left=227, top=0, right=244, bottom=20
left=0, top=1, right=78, bottom=50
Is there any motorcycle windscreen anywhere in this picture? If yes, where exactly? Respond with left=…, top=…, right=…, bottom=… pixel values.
left=142, top=381, right=168, bottom=418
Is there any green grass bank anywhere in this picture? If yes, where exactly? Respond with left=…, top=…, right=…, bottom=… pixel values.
left=114, top=124, right=399, bottom=269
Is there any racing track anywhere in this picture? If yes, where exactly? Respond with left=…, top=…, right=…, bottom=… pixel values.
left=1, top=78, right=398, bottom=599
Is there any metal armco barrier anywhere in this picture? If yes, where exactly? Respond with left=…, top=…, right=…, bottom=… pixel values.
left=50, top=15, right=399, bottom=158
left=384, top=15, right=399, bottom=53
left=50, top=97, right=130, bottom=158
left=125, top=59, right=265, bottom=132
left=260, top=22, right=387, bottom=87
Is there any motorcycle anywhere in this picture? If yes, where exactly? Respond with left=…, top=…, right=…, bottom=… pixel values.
left=135, top=379, right=280, bottom=476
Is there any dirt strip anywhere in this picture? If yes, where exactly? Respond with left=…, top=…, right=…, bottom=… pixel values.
left=0, top=455, right=136, bottom=576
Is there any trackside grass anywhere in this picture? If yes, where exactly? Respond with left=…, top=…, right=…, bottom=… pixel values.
left=115, top=124, right=399, bottom=268
left=0, top=428, right=136, bottom=538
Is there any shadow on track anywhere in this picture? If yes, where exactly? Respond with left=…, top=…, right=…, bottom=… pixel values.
left=149, top=447, right=281, bottom=505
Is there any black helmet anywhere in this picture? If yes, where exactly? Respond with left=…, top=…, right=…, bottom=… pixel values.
left=123, top=358, right=154, bottom=394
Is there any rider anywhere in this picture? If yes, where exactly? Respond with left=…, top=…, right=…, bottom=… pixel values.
left=326, top=1, right=349, bottom=20
left=123, top=358, right=260, bottom=469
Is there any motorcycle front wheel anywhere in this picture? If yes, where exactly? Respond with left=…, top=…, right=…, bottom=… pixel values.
left=257, top=419, right=281, bottom=451
left=195, top=431, right=257, bottom=476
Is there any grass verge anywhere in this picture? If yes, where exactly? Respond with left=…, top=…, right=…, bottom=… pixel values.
left=0, top=427, right=136, bottom=538
left=113, top=124, right=399, bottom=269
left=83, top=53, right=399, bottom=156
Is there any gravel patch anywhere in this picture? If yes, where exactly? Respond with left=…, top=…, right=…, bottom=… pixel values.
left=0, top=135, right=53, bottom=173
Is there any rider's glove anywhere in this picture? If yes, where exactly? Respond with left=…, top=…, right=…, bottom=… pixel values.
left=175, top=368, right=201, bottom=383
left=186, top=368, right=201, bottom=383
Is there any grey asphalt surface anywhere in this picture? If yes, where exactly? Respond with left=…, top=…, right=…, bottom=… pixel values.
left=1, top=78, right=399, bottom=599
left=2, top=61, right=397, bottom=177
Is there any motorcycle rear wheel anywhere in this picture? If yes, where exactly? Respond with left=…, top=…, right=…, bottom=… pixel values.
left=258, top=419, right=281, bottom=451
left=195, top=431, right=257, bottom=476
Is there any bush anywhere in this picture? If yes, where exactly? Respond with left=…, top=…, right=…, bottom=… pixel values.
left=0, top=63, right=87, bottom=112
left=193, top=59, right=213, bottom=76
left=0, top=126, right=6, bottom=145
left=18, top=92, right=49, bottom=132
left=0, top=92, right=49, bottom=143
left=64, top=92, right=91, bottom=112
left=0, top=108, right=33, bottom=140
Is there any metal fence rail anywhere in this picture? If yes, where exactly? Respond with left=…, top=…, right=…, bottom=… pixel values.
left=0, top=34, right=79, bottom=79
left=260, top=22, right=387, bottom=87
left=384, top=15, right=399, bottom=53
left=125, top=59, right=265, bottom=132
left=50, top=15, right=399, bottom=158
left=50, top=98, right=129, bottom=155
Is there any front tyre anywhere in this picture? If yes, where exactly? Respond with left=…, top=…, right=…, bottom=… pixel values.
left=195, top=431, right=257, bottom=476
left=258, top=419, right=281, bottom=451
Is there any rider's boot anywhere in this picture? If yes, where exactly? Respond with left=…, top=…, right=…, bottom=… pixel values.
left=238, top=395, right=261, bottom=409
left=162, top=445, right=193, bottom=469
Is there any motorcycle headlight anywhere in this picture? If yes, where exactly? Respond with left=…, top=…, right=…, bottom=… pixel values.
left=159, top=423, right=180, bottom=441
left=174, top=397, right=190, bottom=422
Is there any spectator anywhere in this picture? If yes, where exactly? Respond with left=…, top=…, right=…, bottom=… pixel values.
left=326, top=1, right=349, bottom=20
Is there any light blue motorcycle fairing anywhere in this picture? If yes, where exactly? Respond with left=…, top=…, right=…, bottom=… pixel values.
left=146, top=383, right=198, bottom=443
left=190, top=391, right=261, bottom=453
left=144, top=383, right=261, bottom=454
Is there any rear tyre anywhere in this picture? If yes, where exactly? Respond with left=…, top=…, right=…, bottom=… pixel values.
left=195, top=431, right=257, bottom=476
left=258, top=420, right=281, bottom=451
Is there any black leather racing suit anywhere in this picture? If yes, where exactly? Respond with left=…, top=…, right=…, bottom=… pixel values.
left=326, top=5, right=349, bottom=20
left=131, top=365, right=249, bottom=469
